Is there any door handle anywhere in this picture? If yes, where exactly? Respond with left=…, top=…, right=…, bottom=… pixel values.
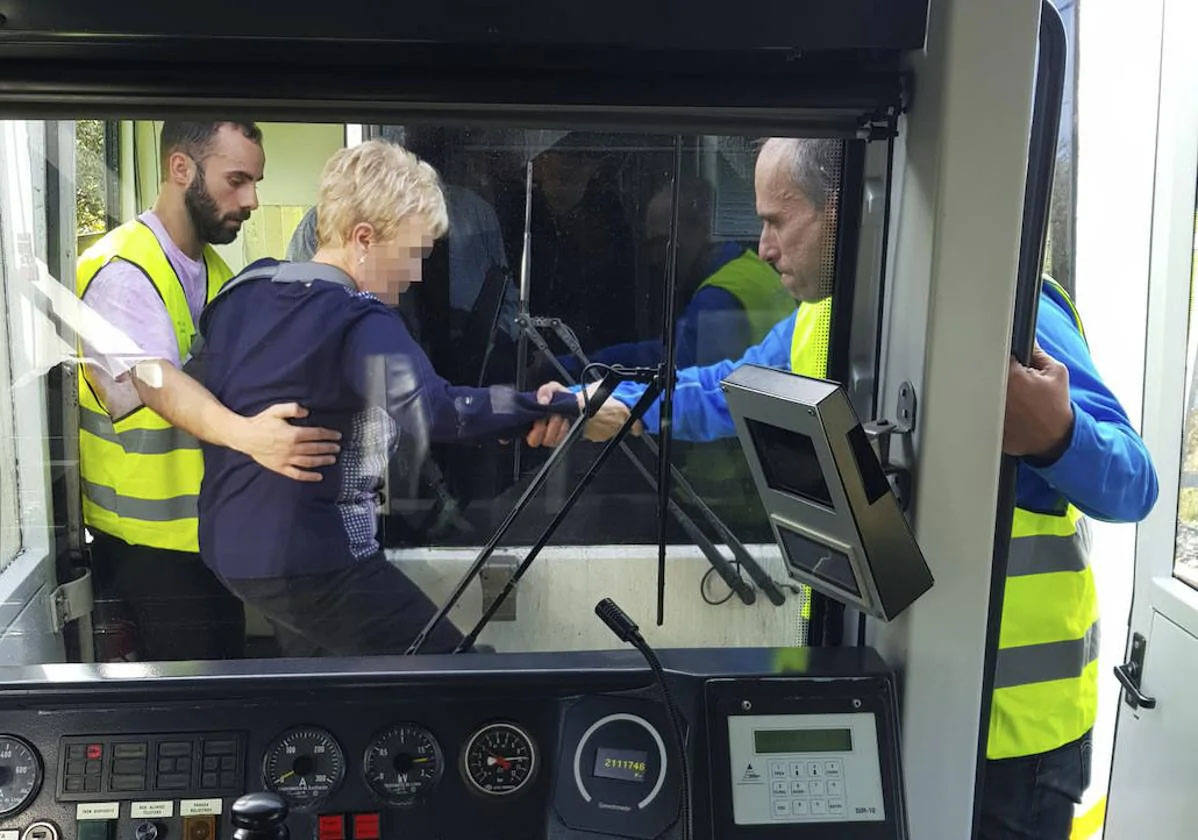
left=1114, top=632, right=1156, bottom=710
left=1114, top=663, right=1157, bottom=709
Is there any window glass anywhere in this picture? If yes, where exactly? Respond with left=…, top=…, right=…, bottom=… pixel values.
left=1173, top=197, right=1198, bottom=591
left=0, top=118, right=854, bottom=664
left=0, top=221, right=16, bottom=571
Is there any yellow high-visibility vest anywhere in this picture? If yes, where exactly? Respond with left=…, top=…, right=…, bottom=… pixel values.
left=788, top=295, right=833, bottom=624
left=783, top=284, right=1096, bottom=760
left=697, top=249, right=797, bottom=344
left=789, top=296, right=831, bottom=378
left=987, top=277, right=1097, bottom=759
left=76, top=219, right=232, bottom=552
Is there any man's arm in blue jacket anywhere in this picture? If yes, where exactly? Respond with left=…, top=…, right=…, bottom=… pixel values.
left=1025, top=292, right=1158, bottom=522
left=606, top=310, right=796, bottom=442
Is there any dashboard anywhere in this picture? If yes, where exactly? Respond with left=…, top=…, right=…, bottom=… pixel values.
left=0, top=648, right=905, bottom=840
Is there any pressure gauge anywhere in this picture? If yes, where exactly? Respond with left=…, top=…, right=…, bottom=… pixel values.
left=0, top=736, right=42, bottom=817
left=461, top=722, right=537, bottom=797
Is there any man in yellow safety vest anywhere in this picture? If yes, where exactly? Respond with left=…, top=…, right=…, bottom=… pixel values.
left=543, top=136, right=1157, bottom=839
left=77, top=121, right=341, bottom=661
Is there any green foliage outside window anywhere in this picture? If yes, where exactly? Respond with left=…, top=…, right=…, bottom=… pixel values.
left=76, top=119, right=107, bottom=235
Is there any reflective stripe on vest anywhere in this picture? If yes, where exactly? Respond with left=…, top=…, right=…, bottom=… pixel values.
left=988, top=277, right=1099, bottom=759
left=76, top=219, right=232, bottom=552
left=696, top=250, right=797, bottom=344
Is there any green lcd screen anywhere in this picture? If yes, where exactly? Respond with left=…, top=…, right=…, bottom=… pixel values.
left=753, top=728, right=853, bottom=754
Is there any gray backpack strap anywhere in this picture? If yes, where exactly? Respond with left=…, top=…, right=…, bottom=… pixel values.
left=195, top=261, right=359, bottom=356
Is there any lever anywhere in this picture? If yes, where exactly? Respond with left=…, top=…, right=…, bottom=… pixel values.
left=230, top=792, right=289, bottom=840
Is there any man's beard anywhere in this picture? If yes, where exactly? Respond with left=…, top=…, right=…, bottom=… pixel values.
left=184, top=165, right=248, bottom=245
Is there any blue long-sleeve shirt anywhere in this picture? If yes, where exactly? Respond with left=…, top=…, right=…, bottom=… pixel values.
left=576, top=286, right=751, bottom=371
left=610, top=289, right=1158, bottom=523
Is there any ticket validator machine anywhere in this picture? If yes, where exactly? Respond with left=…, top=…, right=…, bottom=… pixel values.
left=699, top=365, right=935, bottom=837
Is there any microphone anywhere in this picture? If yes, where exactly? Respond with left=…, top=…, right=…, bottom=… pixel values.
left=594, top=598, right=692, bottom=840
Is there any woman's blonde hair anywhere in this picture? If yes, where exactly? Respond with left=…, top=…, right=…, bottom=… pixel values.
left=315, top=139, right=449, bottom=248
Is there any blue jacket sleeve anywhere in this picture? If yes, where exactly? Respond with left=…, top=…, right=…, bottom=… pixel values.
left=1025, top=293, right=1158, bottom=522
left=344, top=306, right=578, bottom=447
left=608, top=311, right=796, bottom=442
left=560, top=286, right=748, bottom=373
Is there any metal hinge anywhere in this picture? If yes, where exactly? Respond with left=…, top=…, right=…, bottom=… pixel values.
left=1114, top=632, right=1157, bottom=710
left=49, top=568, right=94, bottom=632
left=479, top=554, right=519, bottom=622
left=863, top=381, right=916, bottom=509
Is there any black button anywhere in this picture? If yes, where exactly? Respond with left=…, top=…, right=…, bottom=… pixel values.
left=67, top=745, right=87, bottom=760
left=157, top=773, right=190, bottom=789
left=65, top=777, right=83, bottom=793
left=159, top=742, right=192, bottom=757
left=84, top=776, right=100, bottom=792
left=67, top=760, right=86, bottom=776
left=175, top=758, right=191, bottom=772
left=202, top=757, right=219, bottom=771
left=85, top=760, right=101, bottom=775
left=201, top=772, right=219, bottom=788
left=203, top=740, right=236, bottom=756
left=114, top=743, right=148, bottom=759
left=111, top=775, right=146, bottom=791
left=113, top=759, right=145, bottom=775
left=220, top=757, right=235, bottom=771
left=157, top=758, right=175, bottom=774
left=219, top=772, right=236, bottom=789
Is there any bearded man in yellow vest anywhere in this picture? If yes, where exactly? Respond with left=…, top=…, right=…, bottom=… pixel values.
left=550, top=136, right=1158, bottom=840
left=78, top=121, right=340, bottom=661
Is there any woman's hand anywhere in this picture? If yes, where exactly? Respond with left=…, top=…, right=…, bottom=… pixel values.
left=524, top=381, right=640, bottom=448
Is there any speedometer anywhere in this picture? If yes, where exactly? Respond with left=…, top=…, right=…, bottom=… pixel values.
left=363, top=723, right=443, bottom=806
left=0, top=736, right=41, bottom=817
left=262, top=727, right=345, bottom=808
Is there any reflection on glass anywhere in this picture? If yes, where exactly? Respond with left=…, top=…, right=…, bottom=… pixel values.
left=1173, top=204, right=1198, bottom=591
left=0, top=119, right=851, bottom=667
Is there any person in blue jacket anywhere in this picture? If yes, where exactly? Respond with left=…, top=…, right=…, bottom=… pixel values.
left=560, top=136, right=1158, bottom=840
left=194, top=140, right=619, bottom=656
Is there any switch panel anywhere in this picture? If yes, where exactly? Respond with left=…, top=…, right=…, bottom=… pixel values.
left=57, top=734, right=244, bottom=801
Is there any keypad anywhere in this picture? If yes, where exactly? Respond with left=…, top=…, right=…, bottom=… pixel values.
left=768, top=757, right=846, bottom=820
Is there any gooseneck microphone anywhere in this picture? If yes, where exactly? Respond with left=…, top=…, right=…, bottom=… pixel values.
left=595, top=598, right=692, bottom=840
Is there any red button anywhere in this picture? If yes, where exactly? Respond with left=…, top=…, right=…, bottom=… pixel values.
left=352, top=813, right=380, bottom=840
left=317, top=815, right=345, bottom=840
left=86, top=744, right=103, bottom=760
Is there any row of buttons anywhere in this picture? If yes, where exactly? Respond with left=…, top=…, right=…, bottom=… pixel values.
left=771, top=778, right=843, bottom=797
left=60, top=735, right=242, bottom=798
left=772, top=798, right=846, bottom=818
left=769, top=759, right=842, bottom=780
left=201, top=738, right=239, bottom=790
left=63, top=744, right=106, bottom=793
left=318, top=813, right=381, bottom=840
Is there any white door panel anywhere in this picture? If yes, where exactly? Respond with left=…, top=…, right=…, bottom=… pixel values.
left=1106, top=0, right=1198, bottom=832
left=1105, top=611, right=1198, bottom=838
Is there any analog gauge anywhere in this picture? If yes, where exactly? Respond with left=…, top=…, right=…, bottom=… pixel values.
left=0, top=736, right=41, bottom=817
left=460, top=722, right=537, bottom=797
left=363, top=723, right=444, bottom=806
left=262, top=727, right=345, bottom=808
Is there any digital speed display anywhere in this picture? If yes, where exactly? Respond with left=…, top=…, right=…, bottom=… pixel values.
left=593, top=747, right=648, bottom=783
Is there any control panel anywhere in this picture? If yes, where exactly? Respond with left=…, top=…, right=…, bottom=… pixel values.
left=726, top=712, right=884, bottom=824
left=0, top=647, right=905, bottom=840
left=706, top=671, right=907, bottom=840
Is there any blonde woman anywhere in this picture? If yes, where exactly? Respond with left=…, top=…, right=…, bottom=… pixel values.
left=193, top=140, right=593, bottom=655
